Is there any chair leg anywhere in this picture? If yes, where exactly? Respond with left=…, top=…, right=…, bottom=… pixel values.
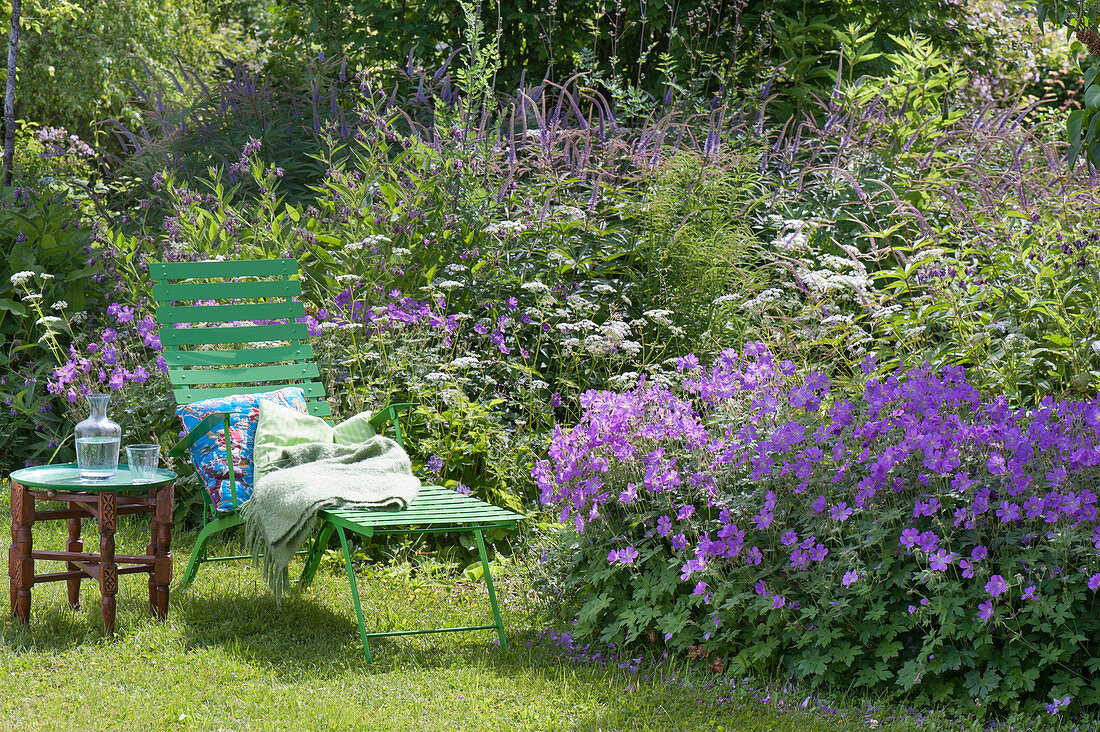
left=299, top=522, right=335, bottom=588
left=336, top=526, right=372, bottom=664
left=179, top=514, right=243, bottom=588
left=474, top=529, right=508, bottom=650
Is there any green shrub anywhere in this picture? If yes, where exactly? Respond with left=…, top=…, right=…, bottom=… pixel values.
left=14, top=0, right=254, bottom=146
left=635, top=151, right=767, bottom=344
left=537, top=344, right=1100, bottom=714
left=876, top=198, right=1100, bottom=406
left=0, top=190, right=97, bottom=469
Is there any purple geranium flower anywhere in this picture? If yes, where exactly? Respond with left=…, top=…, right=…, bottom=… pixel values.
left=830, top=502, right=853, bottom=521
left=1046, top=696, right=1071, bottom=715
left=608, top=546, right=639, bottom=565
left=656, top=515, right=672, bottom=536
left=929, top=549, right=955, bottom=571
left=680, top=558, right=705, bottom=580
left=985, top=574, right=1008, bottom=597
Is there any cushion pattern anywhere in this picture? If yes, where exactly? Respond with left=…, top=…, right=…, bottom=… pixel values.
left=175, top=387, right=308, bottom=511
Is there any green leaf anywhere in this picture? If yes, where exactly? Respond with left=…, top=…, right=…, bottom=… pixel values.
left=1090, top=138, right=1100, bottom=170
left=876, top=638, right=903, bottom=662
left=897, top=659, right=924, bottom=690
left=461, top=561, right=484, bottom=581
left=1086, top=84, right=1100, bottom=110
left=381, top=184, right=399, bottom=209
left=1069, top=109, right=1085, bottom=150
left=577, top=593, right=612, bottom=630
left=0, top=298, right=25, bottom=315
left=795, top=648, right=829, bottom=678
left=964, top=667, right=1002, bottom=701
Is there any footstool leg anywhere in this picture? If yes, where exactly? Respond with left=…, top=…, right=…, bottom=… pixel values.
left=10, top=480, right=34, bottom=624
left=98, top=492, right=118, bottom=635
left=67, top=503, right=82, bottom=609
left=475, top=529, right=508, bottom=650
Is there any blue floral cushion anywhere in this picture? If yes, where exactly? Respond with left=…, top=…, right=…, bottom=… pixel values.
left=175, top=387, right=308, bottom=512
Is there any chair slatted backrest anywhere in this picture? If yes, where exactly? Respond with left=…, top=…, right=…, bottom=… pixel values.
left=149, top=258, right=331, bottom=419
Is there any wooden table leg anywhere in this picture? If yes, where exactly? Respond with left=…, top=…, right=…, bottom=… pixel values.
left=7, top=483, right=15, bottom=616
left=10, top=480, right=34, bottom=623
left=98, top=492, right=118, bottom=635
left=66, top=502, right=82, bottom=609
left=147, top=483, right=173, bottom=620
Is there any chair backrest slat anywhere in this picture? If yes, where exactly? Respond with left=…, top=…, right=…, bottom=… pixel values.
left=150, top=259, right=299, bottom=279
left=173, top=384, right=332, bottom=416
left=162, top=344, right=316, bottom=368
left=160, top=322, right=311, bottom=348
left=152, top=279, right=301, bottom=303
left=151, top=258, right=331, bottom=420
left=157, top=300, right=306, bottom=325
left=171, top=362, right=320, bottom=387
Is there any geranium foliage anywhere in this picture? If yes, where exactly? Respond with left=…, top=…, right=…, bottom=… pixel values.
left=537, top=345, right=1100, bottom=714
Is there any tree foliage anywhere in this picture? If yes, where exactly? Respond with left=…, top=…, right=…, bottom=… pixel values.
left=266, top=0, right=970, bottom=105
left=1036, top=0, right=1100, bottom=168
left=9, top=0, right=253, bottom=144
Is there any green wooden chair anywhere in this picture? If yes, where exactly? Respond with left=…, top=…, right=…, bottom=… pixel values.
left=150, top=258, right=525, bottom=662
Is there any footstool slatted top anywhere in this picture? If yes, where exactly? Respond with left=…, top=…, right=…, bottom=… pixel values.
left=322, top=485, right=525, bottom=535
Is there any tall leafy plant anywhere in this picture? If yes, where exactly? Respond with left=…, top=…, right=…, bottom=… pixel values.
left=0, top=189, right=96, bottom=469
left=1036, top=0, right=1100, bottom=167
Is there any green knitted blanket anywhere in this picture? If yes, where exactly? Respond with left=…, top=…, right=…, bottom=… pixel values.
left=241, top=436, right=421, bottom=602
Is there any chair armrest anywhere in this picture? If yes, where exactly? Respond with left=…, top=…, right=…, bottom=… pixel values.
left=167, top=412, right=229, bottom=458
left=167, top=411, right=241, bottom=510
left=369, top=402, right=417, bottom=447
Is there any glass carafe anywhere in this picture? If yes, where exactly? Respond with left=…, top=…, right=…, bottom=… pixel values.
left=74, top=393, right=122, bottom=480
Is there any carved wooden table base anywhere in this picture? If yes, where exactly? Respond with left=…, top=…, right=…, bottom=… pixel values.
left=9, top=477, right=174, bottom=635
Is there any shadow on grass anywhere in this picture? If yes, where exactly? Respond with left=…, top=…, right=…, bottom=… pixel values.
left=2, top=584, right=180, bottom=653
left=2, top=604, right=104, bottom=652
left=171, top=587, right=535, bottom=671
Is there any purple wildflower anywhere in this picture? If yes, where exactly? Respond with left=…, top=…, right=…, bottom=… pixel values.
left=985, top=574, right=1008, bottom=597
left=1046, top=696, right=1071, bottom=715
left=830, top=502, right=853, bottom=521
left=608, top=546, right=639, bottom=565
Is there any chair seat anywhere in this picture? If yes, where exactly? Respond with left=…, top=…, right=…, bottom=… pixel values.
left=322, top=485, right=524, bottom=535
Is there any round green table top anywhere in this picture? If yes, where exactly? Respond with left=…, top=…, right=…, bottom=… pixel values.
left=9, top=463, right=176, bottom=492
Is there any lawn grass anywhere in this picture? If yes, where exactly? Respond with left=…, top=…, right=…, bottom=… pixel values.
left=0, top=486, right=1073, bottom=731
